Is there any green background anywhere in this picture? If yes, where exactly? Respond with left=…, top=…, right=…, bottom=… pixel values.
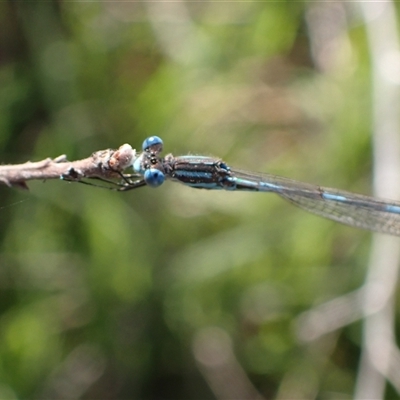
left=0, top=2, right=396, bottom=399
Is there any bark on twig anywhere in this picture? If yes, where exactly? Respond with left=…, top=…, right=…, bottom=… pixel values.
left=0, top=144, right=135, bottom=190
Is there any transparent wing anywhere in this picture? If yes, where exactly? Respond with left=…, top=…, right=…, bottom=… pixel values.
left=231, top=169, right=400, bottom=236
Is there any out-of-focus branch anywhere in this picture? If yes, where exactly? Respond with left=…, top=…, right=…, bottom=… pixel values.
left=192, top=327, right=265, bottom=400
left=295, top=3, right=400, bottom=399
left=292, top=2, right=400, bottom=399
left=355, top=2, right=400, bottom=398
left=0, top=144, right=135, bottom=190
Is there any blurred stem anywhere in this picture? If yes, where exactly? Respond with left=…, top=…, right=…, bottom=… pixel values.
left=355, top=3, right=400, bottom=399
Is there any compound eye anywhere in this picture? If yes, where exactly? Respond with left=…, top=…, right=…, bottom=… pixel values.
left=142, top=136, right=163, bottom=153
left=144, top=168, right=165, bottom=187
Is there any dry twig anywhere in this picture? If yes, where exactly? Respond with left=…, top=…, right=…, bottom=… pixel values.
left=0, top=144, right=135, bottom=190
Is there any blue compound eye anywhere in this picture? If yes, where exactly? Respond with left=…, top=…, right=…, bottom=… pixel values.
left=142, top=136, right=163, bottom=152
left=144, top=168, right=165, bottom=187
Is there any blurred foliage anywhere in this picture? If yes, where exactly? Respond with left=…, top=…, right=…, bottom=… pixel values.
left=0, top=1, right=395, bottom=399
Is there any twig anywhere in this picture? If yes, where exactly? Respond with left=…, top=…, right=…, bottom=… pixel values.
left=0, top=144, right=135, bottom=190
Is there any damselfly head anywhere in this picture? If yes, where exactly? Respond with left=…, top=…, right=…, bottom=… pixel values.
left=142, top=136, right=163, bottom=154
left=144, top=168, right=165, bottom=187
left=133, top=137, right=166, bottom=188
